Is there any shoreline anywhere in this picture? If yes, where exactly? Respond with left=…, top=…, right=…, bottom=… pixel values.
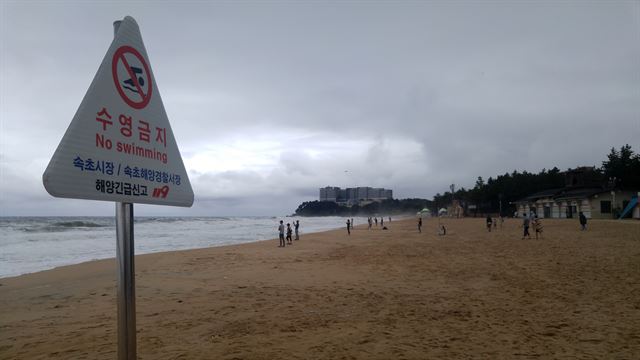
left=1, top=215, right=415, bottom=280
left=1, top=217, right=386, bottom=282
left=0, top=215, right=374, bottom=280
left=0, top=226, right=331, bottom=282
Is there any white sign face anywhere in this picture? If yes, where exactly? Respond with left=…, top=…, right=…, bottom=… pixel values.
left=43, top=16, right=194, bottom=207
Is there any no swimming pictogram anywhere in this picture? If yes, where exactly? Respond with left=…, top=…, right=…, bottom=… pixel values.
left=112, top=45, right=152, bottom=109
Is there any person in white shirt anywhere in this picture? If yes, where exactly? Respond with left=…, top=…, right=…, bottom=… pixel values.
left=278, top=220, right=285, bottom=247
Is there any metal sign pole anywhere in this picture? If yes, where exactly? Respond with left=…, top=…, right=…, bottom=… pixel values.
left=116, top=202, right=136, bottom=359
left=113, top=19, right=136, bottom=360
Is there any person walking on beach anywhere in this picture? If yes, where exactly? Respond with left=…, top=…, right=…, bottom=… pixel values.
left=286, top=223, right=293, bottom=245
left=579, top=212, right=587, bottom=231
left=278, top=220, right=285, bottom=247
left=418, top=217, right=422, bottom=233
left=486, top=215, right=493, bottom=232
left=351, top=218, right=354, bottom=228
left=521, top=214, right=531, bottom=240
left=381, top=217, right=384, bottom=227
left=346, top=219, right=351, bottom=236
left=368, top=217, right=372, bottom=230
left=294, top=220, right=300, bottom=240
left=374, top=217, right=378, bottom=227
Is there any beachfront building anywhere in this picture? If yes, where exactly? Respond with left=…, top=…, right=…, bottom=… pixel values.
left=513, top=167, right=640, bottom=219
left=319, top=186, right=393, bottom=205
left=319, top=187, right=340, bottom=202
left=515, top=189, right=639, bottom=219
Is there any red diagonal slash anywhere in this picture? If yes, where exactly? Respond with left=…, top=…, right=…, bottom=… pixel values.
left=119, top=54, right=145, bottom=97
left=112, top=45, right=152, bottom=109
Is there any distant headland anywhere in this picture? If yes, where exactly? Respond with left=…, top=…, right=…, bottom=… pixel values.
left=295, top=186, right=430, bottom=216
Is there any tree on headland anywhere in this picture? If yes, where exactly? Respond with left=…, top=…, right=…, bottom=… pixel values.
left=295, top=201, right=346, bottom=216
left=294, top=199, right=432, bottom=217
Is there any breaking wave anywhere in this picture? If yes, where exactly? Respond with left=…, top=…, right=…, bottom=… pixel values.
left=22, top=221, right=110, bottom=233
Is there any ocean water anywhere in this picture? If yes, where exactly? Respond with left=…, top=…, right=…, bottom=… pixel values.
left=0, top=216, right=367, bottom=278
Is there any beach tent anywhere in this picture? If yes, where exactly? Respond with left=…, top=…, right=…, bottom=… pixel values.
left=417, top=208, right=432, bottom=218
left=438, top=208, right=448, bottom=216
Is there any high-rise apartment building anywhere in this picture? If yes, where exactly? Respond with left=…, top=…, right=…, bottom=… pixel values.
left=319, top=186, right=393, bottom=204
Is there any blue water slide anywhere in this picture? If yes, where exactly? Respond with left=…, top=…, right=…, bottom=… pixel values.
left=618, top=195, right=638, bottom=219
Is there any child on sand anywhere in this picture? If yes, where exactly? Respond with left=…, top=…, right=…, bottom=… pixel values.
left=579, top=212, right=587, bottom=231
left=486, top=215, right=493, bottom=232
left=534, top=218, right=543, bottom=239
left=418, top=217, right=422, bottom=233
left=294, top=220, right=300, bottom=240
left=286, top=223, right=293, bottom=245
left=346, top=219, right=351, bottom=236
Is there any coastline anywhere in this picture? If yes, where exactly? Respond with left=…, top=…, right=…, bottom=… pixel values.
left=1, top=217, right=639, bottom=359
left=0, top=215, right=373, bottom=279
left=0, top=214, right=412, bottom=282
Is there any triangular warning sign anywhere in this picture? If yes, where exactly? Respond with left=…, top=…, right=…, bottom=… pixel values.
left=43, top=16, right=194, bottom=207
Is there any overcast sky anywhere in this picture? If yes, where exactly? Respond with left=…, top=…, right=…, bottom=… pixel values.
left=1, top=1, right=638, bottom=216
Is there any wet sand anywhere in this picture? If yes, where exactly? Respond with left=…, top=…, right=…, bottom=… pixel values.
left=1, top=217, right=639, bottom=359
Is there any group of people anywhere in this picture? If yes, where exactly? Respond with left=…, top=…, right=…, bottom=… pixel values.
left=415, top=211, right=590, bottom=240
left=280, top=216, right=399, bottom=246
left=417, top=217, right=447, bottom=235
left=521, top=211, right=588, bottom=239
left=346, top=218, right=354, bottom=235
left=485, top=215, right=505, bottom=232
left=278, top=220, right=300, bottom=247
left=348, top=216, right=392, bottom=234
left=520, top=214, right=543, bottom=240
left=366, top=216, right=390, bottom=230
left=282, top=209, right=592, bottom=247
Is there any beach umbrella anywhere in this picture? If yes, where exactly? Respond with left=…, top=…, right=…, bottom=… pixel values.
left=418, top=208, right=432, bottom=218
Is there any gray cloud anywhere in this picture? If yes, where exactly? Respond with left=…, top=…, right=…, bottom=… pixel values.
left=1, top=1, right=638, bottom=216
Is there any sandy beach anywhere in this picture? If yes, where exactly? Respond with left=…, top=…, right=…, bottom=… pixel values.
left=1, top=217, right=639, bottom=359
